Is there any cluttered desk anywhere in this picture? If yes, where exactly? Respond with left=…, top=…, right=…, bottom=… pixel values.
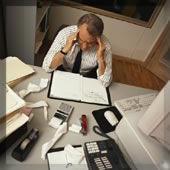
left=1, top=57, right=170, bottom=170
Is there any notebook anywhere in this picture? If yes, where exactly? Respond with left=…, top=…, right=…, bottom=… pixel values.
left=48, top=71, right=111, bottom=106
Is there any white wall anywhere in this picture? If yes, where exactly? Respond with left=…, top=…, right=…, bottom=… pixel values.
left=48, top=1, right=170, bottom=62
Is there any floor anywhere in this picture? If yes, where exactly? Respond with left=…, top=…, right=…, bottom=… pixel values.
left=112, top=58, right=165, bottom=90
left=35, top=40, right=165, bottom=91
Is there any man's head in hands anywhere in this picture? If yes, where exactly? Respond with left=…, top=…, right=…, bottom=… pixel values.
left=77, top=13, right=104, bottom=51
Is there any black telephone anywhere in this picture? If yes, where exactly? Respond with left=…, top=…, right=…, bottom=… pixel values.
left=84, top=139, right=131, bottom=170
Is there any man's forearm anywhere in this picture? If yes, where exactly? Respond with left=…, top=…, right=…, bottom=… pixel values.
left=50, top=52, right=65, bottom=70
left=98, top=58, right=106, bottom=76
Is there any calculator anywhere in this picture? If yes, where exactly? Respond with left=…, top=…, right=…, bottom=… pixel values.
left=84, top=139, right=131, bottom=170
left=57, top=102, right=74, bottom=115
left=48, top=103, right=74, bottom=129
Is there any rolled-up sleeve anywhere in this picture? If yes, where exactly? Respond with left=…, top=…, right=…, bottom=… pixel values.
left=42, top=30, right=66, bottom=72
left=97, top=43, right=112, bottom=87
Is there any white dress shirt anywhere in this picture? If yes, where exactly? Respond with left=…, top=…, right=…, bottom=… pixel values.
left=42, top=25, right=112, bottom=87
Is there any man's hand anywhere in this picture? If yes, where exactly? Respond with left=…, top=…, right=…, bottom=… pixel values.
left=62, top=29, right=79, bottom=53
left=96, top=36, right=106, bottom=62
left=96, top=36, right=106, bottom=76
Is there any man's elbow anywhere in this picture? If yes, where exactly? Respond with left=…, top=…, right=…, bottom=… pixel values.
left=99, top=77, right=112, bottom=88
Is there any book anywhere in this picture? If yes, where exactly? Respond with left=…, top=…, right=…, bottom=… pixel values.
left=48, top=71, right=111, bottom=105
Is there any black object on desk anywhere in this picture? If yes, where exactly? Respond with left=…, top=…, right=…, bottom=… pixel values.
left=0, top=122, right=28, bottom=155
left=11, top=128, right=39, bottom=162
left=84, top=139, right=131, bottom=170
left=92, top=106, right=122, bottom=133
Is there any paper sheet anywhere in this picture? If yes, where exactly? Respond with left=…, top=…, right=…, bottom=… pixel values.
left=81, top=77, right=109, bottom=104
left=3, top=56, right=35, bottom=84
left=0, top=113, right=29, bottom=142
left=26, top=101, right=48, bottom=121
left=18, top=79, right=48, bottom=98
left=50, top=71, right=81, bottom=101
left=41, top=122, right=67, bottom=160
left=0, top=84, right=25, bottom=119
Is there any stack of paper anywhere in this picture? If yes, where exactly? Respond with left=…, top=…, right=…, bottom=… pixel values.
left=0, top=83, right=26, bottom=123
left=0, top=113, right=29, bottom=142
left=0, top=57, right=35, bottom=87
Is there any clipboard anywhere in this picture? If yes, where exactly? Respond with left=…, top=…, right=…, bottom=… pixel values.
left=47, top=71, right=112, bottom=106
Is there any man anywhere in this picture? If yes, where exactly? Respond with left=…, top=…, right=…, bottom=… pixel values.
left=43, top=13, right=112, bottom=87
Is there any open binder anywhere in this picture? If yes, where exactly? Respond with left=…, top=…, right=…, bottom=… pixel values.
left=48, top=71, right=111, bottom=106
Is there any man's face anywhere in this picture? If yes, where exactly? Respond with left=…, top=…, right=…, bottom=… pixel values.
left=77, top=23, right=97, bottom=51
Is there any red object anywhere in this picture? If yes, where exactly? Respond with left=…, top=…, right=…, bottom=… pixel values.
left=81, top=114, right=87, bottom=135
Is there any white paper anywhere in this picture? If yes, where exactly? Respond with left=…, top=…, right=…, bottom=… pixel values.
left=18, top=79, right=48, bottom=98
left=69, top=124, right=82, bottom=134
left=26, top=101, right=48, bottom=121
left=81, top=77, right=109, bottom=104
left=0, top=84, right=25, bottom=119
left=138, top=81, right=170, bottom=150
left=41, top=122, right=67, bottom=160
left=50, top=71, right=81, bottom=101
left=0, top=113, right=29, bottom=142
left=3, top=56, right=35, bottom=84
left=48, top=117, right=63, bottom=129
left=64, top=144, right=85, bottom=164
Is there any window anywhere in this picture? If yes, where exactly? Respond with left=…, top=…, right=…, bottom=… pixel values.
left=57, top=0, right=166, bottom=27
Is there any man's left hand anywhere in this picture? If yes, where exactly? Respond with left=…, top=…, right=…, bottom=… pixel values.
left=96, top=36, right=106, bottom=62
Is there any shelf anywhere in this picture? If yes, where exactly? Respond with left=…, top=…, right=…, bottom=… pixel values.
left=36, top=1, right=50, bottom=29
left=35, top=26, right=49, bottom=54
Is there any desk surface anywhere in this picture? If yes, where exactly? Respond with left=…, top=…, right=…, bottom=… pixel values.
left=0, top=66, right=156, bottom=170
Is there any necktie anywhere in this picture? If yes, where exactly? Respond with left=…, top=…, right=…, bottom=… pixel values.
left=72, top=49, right=82, bottom=73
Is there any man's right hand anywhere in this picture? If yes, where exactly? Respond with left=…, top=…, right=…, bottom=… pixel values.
left=62, top=30, right=79, bottom=53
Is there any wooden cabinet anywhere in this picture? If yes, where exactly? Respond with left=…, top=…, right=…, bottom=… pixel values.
left=35, top=1, right=50, bottom=54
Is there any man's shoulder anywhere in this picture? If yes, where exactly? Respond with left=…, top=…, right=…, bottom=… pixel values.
left=60, top=25, right=77, bottom=36
left=101, top=35, right=112, bottom=49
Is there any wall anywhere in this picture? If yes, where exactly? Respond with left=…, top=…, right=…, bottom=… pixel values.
left=5, top=0, right=36, bottom=64
left=0, top=7, right=6, bottom=59
left=48, top=0, right=170, bottom=62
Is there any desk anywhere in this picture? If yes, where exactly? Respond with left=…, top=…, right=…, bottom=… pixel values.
left=0, top=66, right=156, bottom=170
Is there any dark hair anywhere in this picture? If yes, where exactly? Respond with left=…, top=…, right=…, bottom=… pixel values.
left=77, top=13, right=104, bottom=36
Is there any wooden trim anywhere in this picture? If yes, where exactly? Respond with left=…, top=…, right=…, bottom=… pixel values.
left=145, top=21, right=170, bottom=82
left=147, top=0, right=166, bottom=28
left=144, top=22, right=170, bottom=67
left=36, top=1, right=51, bottom=29
left=54, top=0, right=165, bottom=28
left=112, top=54, right=143, bottom=65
